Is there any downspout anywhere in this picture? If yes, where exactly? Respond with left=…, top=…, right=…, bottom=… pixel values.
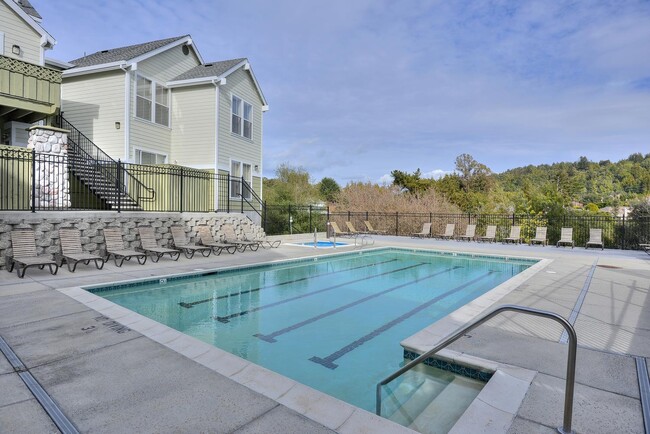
left=120, top=63, right=130, bottom=161
left=213, top=78, right=220, bottom=211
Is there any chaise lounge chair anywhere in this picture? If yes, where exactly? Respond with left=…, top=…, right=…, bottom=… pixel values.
left=102, top=228, right=147, bottom=267
left=330, top=222, right=354, bottom=238
left=137, top=227, right=181, bottom=262
left=6, top=229, right=59, bottom=278
left=242, top=224, right=281, bottom=249
left=412, top=223, right=432, bottom=238
left=222, top=224, right=260, bottom=252
left=434, top=223, right=455, bottom=240
left=640, top=244, right=650, bottom=255
left=503, top=226, right=521, bottom=244
left=364, top=221, right=387, bottom=235
left=477, top=225, right=497, bottom=243
left=345, top=221, right=367, bottom=235
left=556, top=228, right=574, bottom=248
left=171, top=226, right=212, bottom=258
left=197, top=226, right=237, bottom=255
left=57, top=228, right=106, bottom=272
left=585, top=228, right=604, bottom=250
left=457, top=224, right=476, bottom=242
left=530, top=227, right=548, bottom=246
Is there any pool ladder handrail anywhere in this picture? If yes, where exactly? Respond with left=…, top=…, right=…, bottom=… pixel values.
left=376, top=304, right=577, bottom=434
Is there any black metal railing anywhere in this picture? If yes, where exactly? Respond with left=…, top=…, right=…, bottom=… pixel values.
left=0, top=146, right=265, bottom=215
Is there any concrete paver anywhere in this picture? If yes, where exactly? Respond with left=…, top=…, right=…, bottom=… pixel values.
left=232, top=406, right=336, bottom=434
left=0, top=398, right=59, bottom=434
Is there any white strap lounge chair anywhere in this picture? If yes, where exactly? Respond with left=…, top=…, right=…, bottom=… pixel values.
left=478, top=225, right=496, bottom=243
left=412, top=223, right=432, bottom=238
left=330, top=222, right=354, bottom=238
left=585, top=228, right=604, bottom=250
left=242, top=224, right=281, bottom=249
left=345, top=221, right=367, bottom=235
left=364, top=221, right=387, bottom=235
left=503, top=226, right=521, bottom=244
left=171, top=226, right=212, bottom=259
left=530, top=227, right=548, bottom=246
left=222, top=224, right=260, bottom=252
left=197, top=226, right=237, bottom=255
left=435, top=223, right=455, bottom=240
left=137, top=227, right=181, bottom=262
left=457, top=224, right=476, bottom=242
left=6, top=229, right=59, bottom=278
left=556, top=228, right=574, bottom=248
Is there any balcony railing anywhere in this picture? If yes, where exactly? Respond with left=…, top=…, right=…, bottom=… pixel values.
left=0, top=55, right=61, bottom=115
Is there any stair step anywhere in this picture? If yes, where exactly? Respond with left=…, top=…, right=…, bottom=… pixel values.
left=408, top=376, right=484, bottom=434
left=386, top=372, right=451, bottom=427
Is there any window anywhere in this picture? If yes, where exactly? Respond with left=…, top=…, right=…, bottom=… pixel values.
left=136, top=75, right=169, bottom=126
left=231, top=95, right=252, bottom=139
left=135, top=149, right=166, bottom=165
left=230, top=160, right=252, bottom=199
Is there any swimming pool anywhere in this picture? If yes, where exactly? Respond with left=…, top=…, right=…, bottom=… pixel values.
left=288, top=241, right=350, bottom=248
left=88, top=248, right=535, bottom=412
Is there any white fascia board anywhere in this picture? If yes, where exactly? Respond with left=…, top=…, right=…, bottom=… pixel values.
left=166, top=76, right=219, bottom=88
left=62, top=61, right=127, bottom=77
left=128, top=35, right=202, bottom=65
left=219, top=60, right=269, bottom=108
left=45, top=57, right=74, bottom=70
left=3, top=0, right=56, bottom=47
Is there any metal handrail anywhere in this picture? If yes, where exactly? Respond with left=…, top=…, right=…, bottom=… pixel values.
left=376, top=304, right=577, bottom=434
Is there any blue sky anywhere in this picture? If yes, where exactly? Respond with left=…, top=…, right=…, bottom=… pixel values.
left=34, top=0, right=650, bottom=184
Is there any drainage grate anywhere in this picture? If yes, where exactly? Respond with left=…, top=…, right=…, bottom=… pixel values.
left=0, top=336, right=80, bottom=434
left=597, top=264, right=623, bottom=269
left=637, top=357, right=650, bottom=434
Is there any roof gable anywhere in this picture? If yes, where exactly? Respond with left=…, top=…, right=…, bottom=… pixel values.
left=68, top=35, right=202, bottom=68
left=2, top=0, right=55, bottom=47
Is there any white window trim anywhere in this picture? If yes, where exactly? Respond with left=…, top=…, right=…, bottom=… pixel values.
left=0, top=32, right=4, bottom=56
left=134, top=73, right=171, bottom=128
left=134, top=147, right=168, bottom=165
left=229, top=158, right=253, bottom=200
left=230, top=94, right=253, bottom=140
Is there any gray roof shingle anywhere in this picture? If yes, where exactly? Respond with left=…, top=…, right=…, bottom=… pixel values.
left=69, top=35, right=189, bottom=68
left=15, top=0, right=42, bottom=20
left=170, top=58, right=246, bottom=81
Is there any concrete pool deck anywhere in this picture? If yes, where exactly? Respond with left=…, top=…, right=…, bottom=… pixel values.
left=0, top=234, right=648, bottom=433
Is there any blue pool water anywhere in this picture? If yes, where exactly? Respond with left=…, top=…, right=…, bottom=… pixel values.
left=292, top=241, right=349, bottom=248
left=89, top=248, right=534, bottom=411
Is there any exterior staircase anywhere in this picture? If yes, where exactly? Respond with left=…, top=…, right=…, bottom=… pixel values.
left=52, top=115, right=153, bottom=210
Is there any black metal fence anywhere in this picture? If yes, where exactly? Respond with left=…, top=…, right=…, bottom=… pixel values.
left=264, top=207, right=650, bottom=250
left=0, top=146, right=263, bottom=215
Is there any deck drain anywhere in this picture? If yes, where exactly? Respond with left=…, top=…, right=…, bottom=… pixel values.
left=597, top=264, right=622, bottom=269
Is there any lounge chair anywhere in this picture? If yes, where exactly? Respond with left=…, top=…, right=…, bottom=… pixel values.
left=530, top=227, right=548, bottom=246
left=503, top=226, right=521, bottom=244
left=137, top=227, right=181, bottom=262
left=197, top=226, right=237, bottom=254
left=585, top=228, right=604, bottom=250
left=57, top=228, right=106, bottom=272
left=412, top=223, right=432, bottom=238
left=640, top=244, right=650, bottom=255
left=171, top=226, right=212, bottom=259
left=364, top=221, right=387, bottom=235
left=345, top=221, right=367, bottom=235
left=457, top=224, right=476, bottom=242
left=330, top=222, right=354, bottom=238
left=434, top=223, right=455, bottom=240
left=102, top=228, right=147, bottom=267
left=242, top=224, right=281, bottom=249
left=477, top=225, right=497, bottom=243
left=222, top=224, right=260, bottom=252
left=556, top=228, right=574, bottom=248
left=6, top=229, right=59, bottom=278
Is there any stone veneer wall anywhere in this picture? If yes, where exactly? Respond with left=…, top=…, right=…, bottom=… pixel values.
left=0, top=212, right=264, bottom=270
left=27, top=125, right=71, bottom=208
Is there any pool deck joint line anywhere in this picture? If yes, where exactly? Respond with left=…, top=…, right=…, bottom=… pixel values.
left=559, top=258, right=598, bottom=344
left=636, top=357, right=650, bottom=434
left=0, top=336, right=80, bottom=434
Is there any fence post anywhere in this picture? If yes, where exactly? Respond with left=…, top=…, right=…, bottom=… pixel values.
left=240, top=176, right=244, bottom=213
left=31, top=149, right=36, bottom=212
left=396, top=212, right=399, bottom=236
left=179, top=167, right=184, bottom=213
left=366, top=211, right=369, bottom=222
left=263, top=201, right=267, bottom=230
left=226, top=174, right=230, bottom=213
left=116, top=159, right=121, bottom=213
left=621, top=215, right=626, bottom=250
left=326, top=206, right=330, bottom=238
left=348, top=210, right=351, bottom=222
left=309, top=205, right=312, bottom=233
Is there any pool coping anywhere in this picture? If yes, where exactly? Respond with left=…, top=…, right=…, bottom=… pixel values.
left=58, top=247, right=549, bottom=434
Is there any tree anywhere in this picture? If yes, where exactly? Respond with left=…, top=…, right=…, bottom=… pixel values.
left=390, top=169, right=434, bottom=195
left=263, top=163, right=318, bottom=204
left=318, top=177, right=340, bottom=202
left=454, top=154, right=493, bottom=193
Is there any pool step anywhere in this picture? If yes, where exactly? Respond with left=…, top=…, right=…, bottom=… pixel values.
left=386, top=373, right=451, bottom=427
left=408, top=375, right=484, bottom=434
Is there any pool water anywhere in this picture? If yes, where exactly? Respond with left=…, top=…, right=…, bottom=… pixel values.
left=291, top=241, right=349, bottom=248
left=89, top=248, right=533, bottom=411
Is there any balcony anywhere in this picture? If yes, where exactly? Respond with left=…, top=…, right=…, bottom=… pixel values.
left=0, top=55, right=61, bottom=125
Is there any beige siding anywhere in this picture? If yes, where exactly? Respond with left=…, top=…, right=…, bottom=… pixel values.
left=0, top=1, right=42, bottom=65
left=217, top=68, right=263, bottom=174
left=138, top=44, right=200, bottom=83
left=61, top=71, right=125, bottom=159
left=170, top=84, right=215, bottom=167
left=128, top=71, right=171, bottom=160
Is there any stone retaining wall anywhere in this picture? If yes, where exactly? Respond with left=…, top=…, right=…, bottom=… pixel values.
left=0, top=211, right=264, bottom=270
